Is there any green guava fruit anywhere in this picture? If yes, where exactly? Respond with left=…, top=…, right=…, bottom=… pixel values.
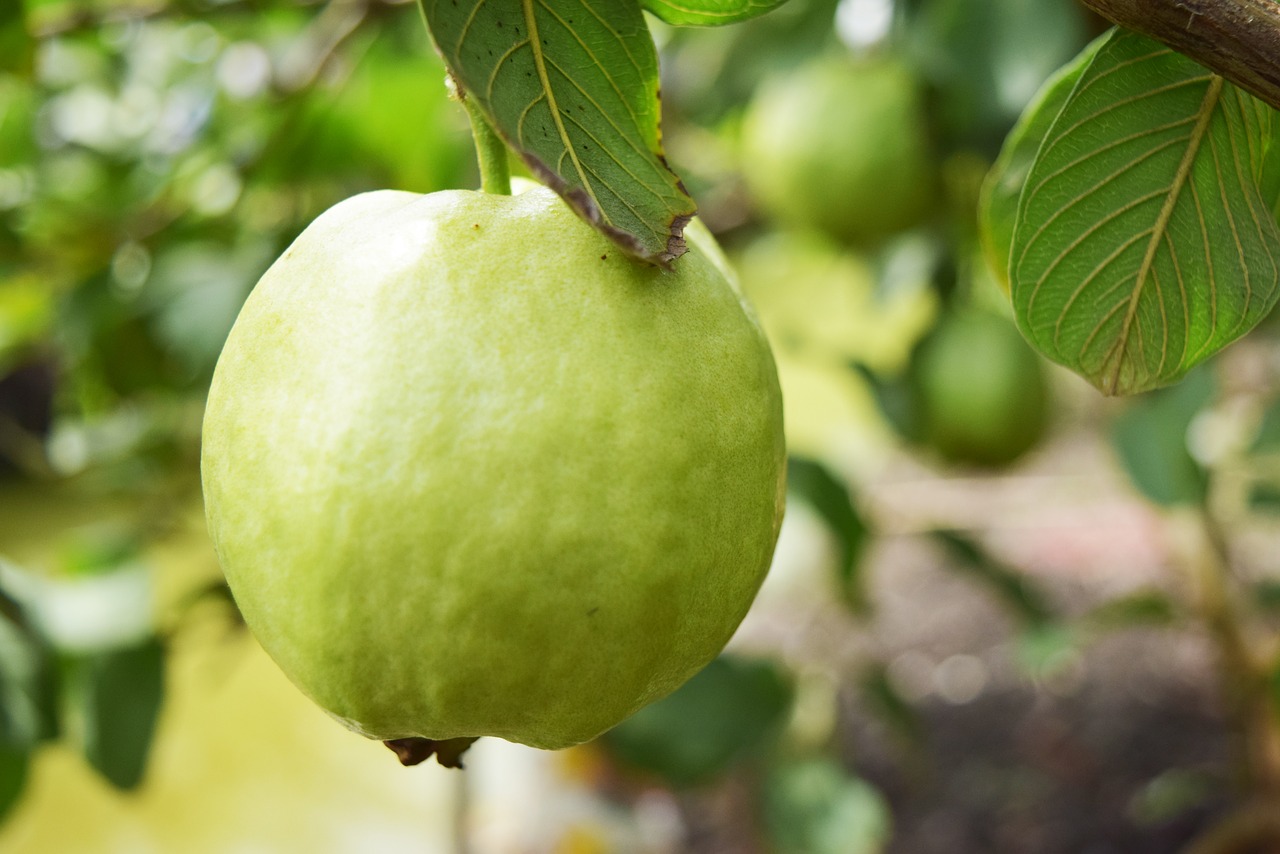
left=911, top=310, right=1049, bottom=467
left=200, top=185, right=786, bottom=752
left=741, top=57, right=935, bottom=245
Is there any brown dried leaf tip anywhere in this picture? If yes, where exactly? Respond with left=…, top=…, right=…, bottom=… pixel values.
left=383, top=736, right=479, bottom=769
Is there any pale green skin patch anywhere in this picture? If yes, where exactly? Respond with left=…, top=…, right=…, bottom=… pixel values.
left=201, top=187, right=786, bottom=750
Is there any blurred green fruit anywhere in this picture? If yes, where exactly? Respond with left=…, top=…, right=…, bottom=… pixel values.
left=911, top=310, right=1049, bottom=467
left=741, top=58, right=935, bottom=245
left=201, top=186, right=786, bottom=751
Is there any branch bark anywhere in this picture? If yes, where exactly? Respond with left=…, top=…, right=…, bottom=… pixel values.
left=1079, top=0, right=1280, bottom=112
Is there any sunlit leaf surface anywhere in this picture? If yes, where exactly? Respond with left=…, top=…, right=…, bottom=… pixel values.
left=641, top=0, right=788, bottom=26
left=422, top=0, right=696, bottom=264
left=1011, top=29, right=1280, bottom=395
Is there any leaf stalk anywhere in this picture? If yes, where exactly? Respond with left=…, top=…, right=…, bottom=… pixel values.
left=460, top=94, right=512, bottom=196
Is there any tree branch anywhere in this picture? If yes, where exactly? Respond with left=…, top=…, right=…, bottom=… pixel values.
left=1079, top=0, right=1280, bottom=112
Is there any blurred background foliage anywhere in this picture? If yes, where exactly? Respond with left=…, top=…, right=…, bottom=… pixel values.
left=2, top=0, right=1280, bottom=851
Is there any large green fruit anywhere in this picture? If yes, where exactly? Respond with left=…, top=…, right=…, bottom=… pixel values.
left=912, top=310, right=1049, bottom=467
left=201, top=186, right=786, bottom=751
left=741, top=57, right=935, bottom=245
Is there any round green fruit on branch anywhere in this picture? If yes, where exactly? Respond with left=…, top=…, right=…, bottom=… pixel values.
left=200, top=185, right=787, bottom=754
left=911, top=310, right=1050, bottom=468
left=741, top=57, right=935, bottom=246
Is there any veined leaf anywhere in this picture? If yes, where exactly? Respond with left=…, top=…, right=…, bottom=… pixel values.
left=980, top=33, right=1103, bottom=294
left=786, top=457, right=870, bottom=613
left=421, top=0, right=696, bottom=265
left=1011, top=29, right=1280, bottom=396
left=641, top=0, right=788, bottom=26
left=1111, top=365, right=1212, bottom=507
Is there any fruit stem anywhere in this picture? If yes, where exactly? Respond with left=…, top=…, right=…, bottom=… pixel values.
left=461, top=94, right=512, bottom=196
left=414, top=0, right=511, bottom=195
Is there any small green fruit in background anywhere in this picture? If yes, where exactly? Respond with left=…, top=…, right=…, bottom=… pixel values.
left=201, top=186, right=786, bottom=751
left=741, top=57, right=935, bottom=245
left=911, top=310, right=1049, bottom=467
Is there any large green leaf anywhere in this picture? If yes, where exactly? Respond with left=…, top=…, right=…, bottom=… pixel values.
left=420, top=0, right=696, bottom=264
left=0, top=745, right=27, bottom=824
left=74, top=637, right=165, bottom=790
left=641, top=0, right=788, bottom=26
left=1011, top=29, right=1280, bottom=396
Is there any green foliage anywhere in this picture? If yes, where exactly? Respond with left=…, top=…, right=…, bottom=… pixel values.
left=602, top=655, right=792, bottom=787
left=4, top=0, right=1280, bottom=845
left=1007, top=30, right=1280, bottom=395
left=420, top=0, right=695, bottom=264
left=1111, top=367, right=1214, bottom=506
left=980, top=36, right=1101, bottom=293
left=642, top=0, right=789, bottom=26
left=0, top=746, right=27, bottom=824
left=932, top=531, right=1055, bottom=627
left=786, top=456, right=870, bottom=612
left=1081, top=590, right=1179, bottom=631
left=71, top=637, right=165, bottom=790
left=0, top=3, right=34, bottom=76
left=0, top=0, right=477, bottom=811
left=898, top=0, right=1089, bottom=149
left=765, top=759, right=891, bottom=854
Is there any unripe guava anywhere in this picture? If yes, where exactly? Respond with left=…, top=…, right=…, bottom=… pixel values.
left=741, top=57, right=935, bottom=245
left=912, top=310, right=1049, bottom=467
left=201, top=186, right=786, bottom=751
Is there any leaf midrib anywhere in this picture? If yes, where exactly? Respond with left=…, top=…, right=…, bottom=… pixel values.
left=1102, top=75, right=1225, bottom=394
left=521, top=0, right=604, bottom=217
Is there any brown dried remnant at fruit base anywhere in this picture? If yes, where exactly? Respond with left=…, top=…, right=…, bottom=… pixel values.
left=383, top=736, right=479, bottom=768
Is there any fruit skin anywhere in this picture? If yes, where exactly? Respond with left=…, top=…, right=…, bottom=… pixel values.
left=201, top=186, right=786, bottom=750
left=911, top=310, right=1049, bottom=467
left=741, top=58, right=935, bottom=245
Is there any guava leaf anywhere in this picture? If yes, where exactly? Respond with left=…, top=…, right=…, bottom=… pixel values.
left=859, top=663, right=922, bottom=744
left=979, top=34, right=1103, bottom=294
left=640, top=0, right=788, bottom=26
left=1081, top=589, right=1178, bottom=631
left=0, top=588, right=59, bottom=750
left=0, top=2, right=32, bottom=75
left=1011, top=28, right=1280, bottom=396
left=0, top=745, right=26, bottom=823
left=932, top=531, right=1053, bottom=627
left=765, top=759, right=891, bottom=854
left=786, top=457, right=869, bottom=613
left=602, top=655, right=792, bottom=787
left=421, top=0, right=696, bottom=265
left=74, top=637, right=164, bottom=790
left=1111, top=365, right=1213, bottom=507
left=900, top=0, right=1090, bottom=146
